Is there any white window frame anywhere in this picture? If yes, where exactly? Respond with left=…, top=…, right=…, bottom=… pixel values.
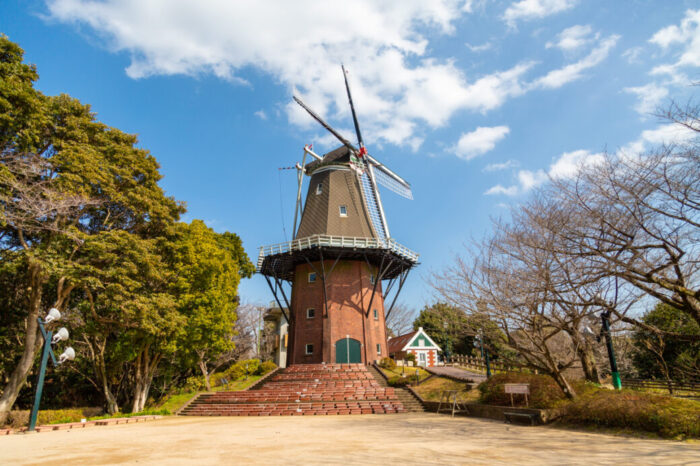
left=305, top=344, right=314, bottom=355
left=316, top=183, right=323, bottom=195
left=308, top=272, right=316, bottom=283
left=339, top=205, right=348, bottom=217
left=373, top=309, right=378, bottom=320
left=306, top=308, right=315, bottom=319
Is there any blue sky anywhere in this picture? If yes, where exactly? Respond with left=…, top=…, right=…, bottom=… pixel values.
left=2, top=0, right=700, bottom=314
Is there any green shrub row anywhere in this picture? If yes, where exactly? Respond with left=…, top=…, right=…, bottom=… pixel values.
left=561, top=390, right=700, bottom=439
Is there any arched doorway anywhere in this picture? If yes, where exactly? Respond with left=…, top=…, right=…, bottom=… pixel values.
left=335, top=337, right=362, bottom=363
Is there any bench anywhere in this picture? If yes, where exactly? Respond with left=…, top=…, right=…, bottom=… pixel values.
left=504, top=411, right=539, bottom=426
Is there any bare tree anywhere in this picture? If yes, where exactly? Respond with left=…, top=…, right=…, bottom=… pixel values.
left=385, top=302, right=416, bottom=337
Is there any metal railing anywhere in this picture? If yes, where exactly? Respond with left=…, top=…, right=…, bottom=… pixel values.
left=257, top=234, right=419, bottom=269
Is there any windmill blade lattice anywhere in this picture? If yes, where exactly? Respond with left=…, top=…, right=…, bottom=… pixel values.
left=373, top=166, right=413, bottom=200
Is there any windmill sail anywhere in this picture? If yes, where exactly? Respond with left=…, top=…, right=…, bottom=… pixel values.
left=359, top=169, right=388, bottom=240
left=372, top=165, right=413, bottom=199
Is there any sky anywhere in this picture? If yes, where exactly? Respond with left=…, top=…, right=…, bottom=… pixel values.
left=2, top=0, right=700, bottom=313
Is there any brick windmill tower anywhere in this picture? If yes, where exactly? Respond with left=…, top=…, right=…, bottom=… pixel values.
left=258, top=67, right=418, bottom=365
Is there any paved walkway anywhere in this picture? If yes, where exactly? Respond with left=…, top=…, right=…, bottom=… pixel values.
left=2, top=413, right=697, bottom=465
left=428, top=365, right=487, bottom=383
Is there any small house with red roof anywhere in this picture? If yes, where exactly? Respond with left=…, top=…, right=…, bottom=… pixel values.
left=387, top=327, right=442, bottom=367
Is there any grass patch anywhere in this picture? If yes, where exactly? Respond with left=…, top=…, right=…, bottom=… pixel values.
left=412, top=376, right=479, bottom=402
left=381, top=366, right=430, bottom=381
left=560, top=389, right=700, bottom=440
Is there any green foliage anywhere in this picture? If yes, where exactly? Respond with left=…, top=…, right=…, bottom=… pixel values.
left=223, top=359, right=262, bottom=381
left=477, top=373, right=594, bottom=409
left=387, top=376, right=411, bottom=387
left=631, top=303, right=699, bottom=381
left=413, top=302, right=507, bottom=357
left=378, top=357, right=396, bottom=370
left=562, top=390, right=700, bottom=439
left=405, top=353, right=416, bottom=363
left=257, top=361, right=277, bottom=376
left=183, top=376, right=206, bottom=393
left=5, top=407, right=103, bottom=428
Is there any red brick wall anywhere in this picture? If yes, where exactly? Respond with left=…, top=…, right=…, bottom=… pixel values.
left=289, top=260, right=388, bottom=365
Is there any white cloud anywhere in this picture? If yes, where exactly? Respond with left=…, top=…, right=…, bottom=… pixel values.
left=532, top=34, right=619, bottom=89
left=546, top=25, right=594, bottom=52
left=450, top=126, right=510, bottom=160
left=503, top=0, right=578, bottom=28
left=484, top=149, right=602, bottom=196
left=649, top=9, right=700, bottom=79
left=483, top=159, right=519, bottom=171
left=46, top=0, right=502, bottom=150
left=622, top=46, right=644, bottom=64
left=623, top=83, right=669, bottom=116
left=254, top=110, right=268, bottom=120
left=548, top=149, right=604, bottom=179
left=466, top=41, right=492, bottom=53
left=485, top=184, right=518, bottom=196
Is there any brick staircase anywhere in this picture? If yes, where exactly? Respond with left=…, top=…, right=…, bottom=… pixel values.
left=367, top=365, right=426, bottom=413
left=180, top=364, right=405, bottom=416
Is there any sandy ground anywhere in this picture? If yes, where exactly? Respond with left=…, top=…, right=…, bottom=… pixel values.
left=2, top=414, right=698, bottom=465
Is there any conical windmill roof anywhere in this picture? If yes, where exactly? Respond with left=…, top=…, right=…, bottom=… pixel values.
left=295, top=146, right=378, bottom=239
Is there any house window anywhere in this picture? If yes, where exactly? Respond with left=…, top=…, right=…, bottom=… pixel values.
left=308, top=272, right=316, bottom=283
left=306, top=308, right=315, bottom=319
left=305, top=344, right=314, bottom=355
left=376, top=344, right=381, bottom=355
left=316, top=183, right=323, bottom=195
left=339, top=205, right=347, bottom=217
left=419, top=338, right=425, bottom=347
left=373, top=309, right=378, bottom=320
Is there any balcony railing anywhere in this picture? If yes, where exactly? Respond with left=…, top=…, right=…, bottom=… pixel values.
left=257, top=234, right=419, bottom=269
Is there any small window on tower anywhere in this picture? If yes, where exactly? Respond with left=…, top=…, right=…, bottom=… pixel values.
left=370, top=274, right=375, bottom=285
left=339, top=205, right=348, bottom=217
left=308, top=272, right=316, bottom=283
left=376, top=344, right=381, bottom=355
left=373, top=309, right=378, bottom=320
left=316, top=183, right=323, bottom=195
left=306, top=308, right=315, bottom=319
left=305, top=344, right=314, bottom=355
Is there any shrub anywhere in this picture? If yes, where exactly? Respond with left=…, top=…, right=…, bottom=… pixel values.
left=183, top=376, right=206, bottom=393
left=6, top=407, right=104, bottom=428
left=209, top=372, right=227, bottom=387
left=477, top=373, right=593, bottom=409
left=561, top=390, right=700, bottom=439
left=257, top=361, right=277, bottom=376
left=241, top=359, right=261, bottom=375
left=378, top=357, right=396, bottom=370
left=387, top=376, right=411, bottom=388
left=225, top=364, right=245, bottom=381
left=405, top=353, right=416, bottom=363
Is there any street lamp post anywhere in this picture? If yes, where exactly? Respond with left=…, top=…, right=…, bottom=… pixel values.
left=475, top=332, right=491, bottom=378
left=599, top=310, right=622, bottom=390
left=28, top=308, right=75, bottom=431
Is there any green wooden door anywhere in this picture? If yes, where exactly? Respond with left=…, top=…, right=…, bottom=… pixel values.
left=335, top=338, right=362, bottom=363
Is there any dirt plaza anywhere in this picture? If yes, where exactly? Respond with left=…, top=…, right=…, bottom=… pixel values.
left=2, top=413, right=698, bottom=465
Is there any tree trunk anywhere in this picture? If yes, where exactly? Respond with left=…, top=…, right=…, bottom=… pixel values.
left=550, top=369, right=577, bottom=400
left=131, top=345, right=161, bottom=413
left=0, top=261, right=44, bottom=424
left=577, top=346, right=601, bottom=384
left=198, top=357, right=211, bottom=392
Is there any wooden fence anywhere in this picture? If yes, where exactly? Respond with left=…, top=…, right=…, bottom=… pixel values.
left=447, top=355, right=535, bottom=375
left=622, top=378, right=700, bottom=397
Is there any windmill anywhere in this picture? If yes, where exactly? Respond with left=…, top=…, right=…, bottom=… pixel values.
left=257, top=66, right=418, bottom=366
left=289, top=65, right=413, bottom=241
